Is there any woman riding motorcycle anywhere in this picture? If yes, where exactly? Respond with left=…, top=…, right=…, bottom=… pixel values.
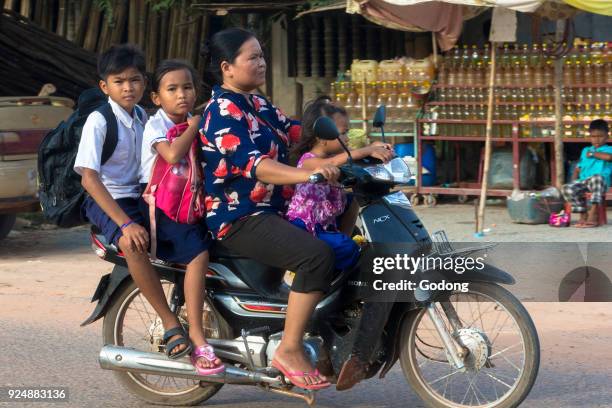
left=198, top=27, right=340, bottom=390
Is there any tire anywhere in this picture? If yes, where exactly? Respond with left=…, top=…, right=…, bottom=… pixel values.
left=399, top=282, right=540, bottom=408
left=426, top=194, right=437, bottom=207
left=103, top=279, right=232, bottom=406
left=0, top=214, right=16, bottom=240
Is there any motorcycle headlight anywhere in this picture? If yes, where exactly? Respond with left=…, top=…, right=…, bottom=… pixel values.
left=364, top=165, right=393, bottom=182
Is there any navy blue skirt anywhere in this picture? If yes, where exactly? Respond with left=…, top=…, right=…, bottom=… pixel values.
left=82, top=196, right=210, bottom=264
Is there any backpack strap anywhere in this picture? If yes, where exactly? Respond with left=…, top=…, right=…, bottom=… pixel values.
left=97, top=103, right=119, bottom=166
left=134, top=105, right=145, bottom=123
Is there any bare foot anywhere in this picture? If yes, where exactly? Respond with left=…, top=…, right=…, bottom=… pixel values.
left=273, top=344, right=327, bottom=387
left=586, top=205, right=599, bottom=224
left=574, top=212, right=588, bottom=226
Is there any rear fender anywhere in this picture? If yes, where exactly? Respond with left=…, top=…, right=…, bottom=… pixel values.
left=80, top=265, right=131, bottom=326
left=80, top=265, right=181, bottom=326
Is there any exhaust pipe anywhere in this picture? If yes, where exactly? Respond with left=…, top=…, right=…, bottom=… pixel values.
left=99, top=345, right=283, bottom=386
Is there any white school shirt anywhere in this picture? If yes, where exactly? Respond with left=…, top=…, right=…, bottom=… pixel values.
left=74, top=98, right=147, bottom=199
left=140, top=109, right=191, bottom=183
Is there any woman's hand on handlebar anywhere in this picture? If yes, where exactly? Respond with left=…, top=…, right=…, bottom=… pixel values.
left=312, top=164, right=340, bottom=183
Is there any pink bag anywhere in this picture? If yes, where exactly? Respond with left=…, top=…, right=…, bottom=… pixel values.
left=143, top=122, right=205, bottom=259
left=549, top=210, right=570, bottom=227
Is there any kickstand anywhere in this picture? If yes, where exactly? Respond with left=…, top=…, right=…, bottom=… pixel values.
left=268, top=387, right=316, bottom=406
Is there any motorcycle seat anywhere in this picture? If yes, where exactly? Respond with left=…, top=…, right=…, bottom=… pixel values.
left=90, top=226, right=289, bottom=301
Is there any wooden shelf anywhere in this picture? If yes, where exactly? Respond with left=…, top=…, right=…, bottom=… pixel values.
left=350, top=119, right=416, bottom=124
left=433, top=83, right=612, bottom=89
left=421, top=136, right=510, bottom=142
left=371, top=132, right=414, bottom=137
left=426, top=101, right=610, bottom=106
left=418, top=119, right=599, bottom=125
left=420, top=136, right=590, bottom=143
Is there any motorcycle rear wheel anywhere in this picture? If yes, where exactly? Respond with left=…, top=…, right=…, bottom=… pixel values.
left=399, top=282, right=540, bottom=408
left=103, top=279, right=232, bottom=406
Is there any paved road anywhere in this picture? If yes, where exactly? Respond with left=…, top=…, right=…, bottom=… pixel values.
left=0, top=221, right=611, bottom=407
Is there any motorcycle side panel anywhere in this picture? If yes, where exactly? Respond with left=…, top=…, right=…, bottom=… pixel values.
left=360, top=200, right=430, bottom=244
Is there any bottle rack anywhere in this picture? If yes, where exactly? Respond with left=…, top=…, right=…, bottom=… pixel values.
left=414, top=83, right=612, bottom=204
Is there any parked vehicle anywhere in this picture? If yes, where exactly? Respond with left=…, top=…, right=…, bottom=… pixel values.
left=0, top=95, right=72, bottom=239
left=84, top=110, right=539, bottom=408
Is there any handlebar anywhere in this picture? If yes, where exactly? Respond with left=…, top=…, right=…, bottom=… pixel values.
left=308, top=173, right=326, bottom=184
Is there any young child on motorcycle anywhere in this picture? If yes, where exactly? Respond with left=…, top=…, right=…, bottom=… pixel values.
left=140, top=59, right=223, bottom=375
left=286, top=96, right=395, bottom=270
left=75, top=45, right=202, bottom=367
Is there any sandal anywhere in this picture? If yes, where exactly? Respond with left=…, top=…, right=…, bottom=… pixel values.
left=163, top=326, right=192, bottom=359
left=271, top=359, right=331, bottom=391
left=191, top=344, right=225, bottom=375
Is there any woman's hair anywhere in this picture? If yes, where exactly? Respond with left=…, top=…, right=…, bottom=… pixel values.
left=290, top=95, right=348, bottom=164
left=201, top=28, right=256, bottom=84
left=152, top=59, right=199, bottom=93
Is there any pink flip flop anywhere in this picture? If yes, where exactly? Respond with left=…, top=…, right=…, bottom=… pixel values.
left=271, top=359, right=331, bottom=391
left=191, top=345, right=225, bottom=375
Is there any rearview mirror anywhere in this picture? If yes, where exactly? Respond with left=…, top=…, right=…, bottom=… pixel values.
left=313, top=116, right=339, bottom=140
left=373, top=105, right=386, bottom=128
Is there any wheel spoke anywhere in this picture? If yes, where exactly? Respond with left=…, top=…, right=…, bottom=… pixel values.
left=408, top=287, right=530, bottom=407
left=114, top=285, right=223, bottom=395
left=429, top=369, right=462, bottom=386
left=485, top=372, right=514, bottom=389
left=500, top=353, right=522, bottom=372
left=489, top=342, right=522, bottom=360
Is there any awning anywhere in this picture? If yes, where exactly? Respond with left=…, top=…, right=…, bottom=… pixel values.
left=376, top=0, right=545, bottom=13
left=296, top=0, right=606, bottom=52
left=562, top=0, right=612, bottom=16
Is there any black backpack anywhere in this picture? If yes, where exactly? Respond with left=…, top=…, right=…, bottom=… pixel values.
left=38, top=88, right=139, bottom=227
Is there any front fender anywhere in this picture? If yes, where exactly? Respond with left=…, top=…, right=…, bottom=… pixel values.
left=454, top=263, right=515, bottom=285
left=421, top=263, right=515, bottom=286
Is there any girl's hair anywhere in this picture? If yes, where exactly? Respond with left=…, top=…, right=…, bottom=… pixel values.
left=290, top=95, right=347, bottom=164
left=200, top=28, right=256, bottom=84
left=152, top=59, right=199, bottom=93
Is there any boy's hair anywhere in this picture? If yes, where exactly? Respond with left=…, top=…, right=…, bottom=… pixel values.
left=98, top=44, right=146, bottom=80
left=589, top=119, right=609, bottom=135
left=152, top=59, right=199, bottom=93
left=290, top=95, right=347, bottom=164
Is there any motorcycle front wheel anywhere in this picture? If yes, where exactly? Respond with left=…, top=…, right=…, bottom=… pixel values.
left=102, top=279, right=232, bottom=406
left=399, top=282, right=540, bottom=408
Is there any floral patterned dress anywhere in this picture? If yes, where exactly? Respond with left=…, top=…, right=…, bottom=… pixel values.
left=285, top=152, right=347, bottom=234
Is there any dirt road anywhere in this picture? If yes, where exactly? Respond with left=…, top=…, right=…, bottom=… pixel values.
left=1, top=211, right=611, bottom=407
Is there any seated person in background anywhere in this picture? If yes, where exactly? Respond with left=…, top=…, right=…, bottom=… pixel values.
left=561, top=119, right=612, bottom=228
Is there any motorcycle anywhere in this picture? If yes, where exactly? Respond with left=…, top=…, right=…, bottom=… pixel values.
left=83, top=107, right=540, bottom=407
